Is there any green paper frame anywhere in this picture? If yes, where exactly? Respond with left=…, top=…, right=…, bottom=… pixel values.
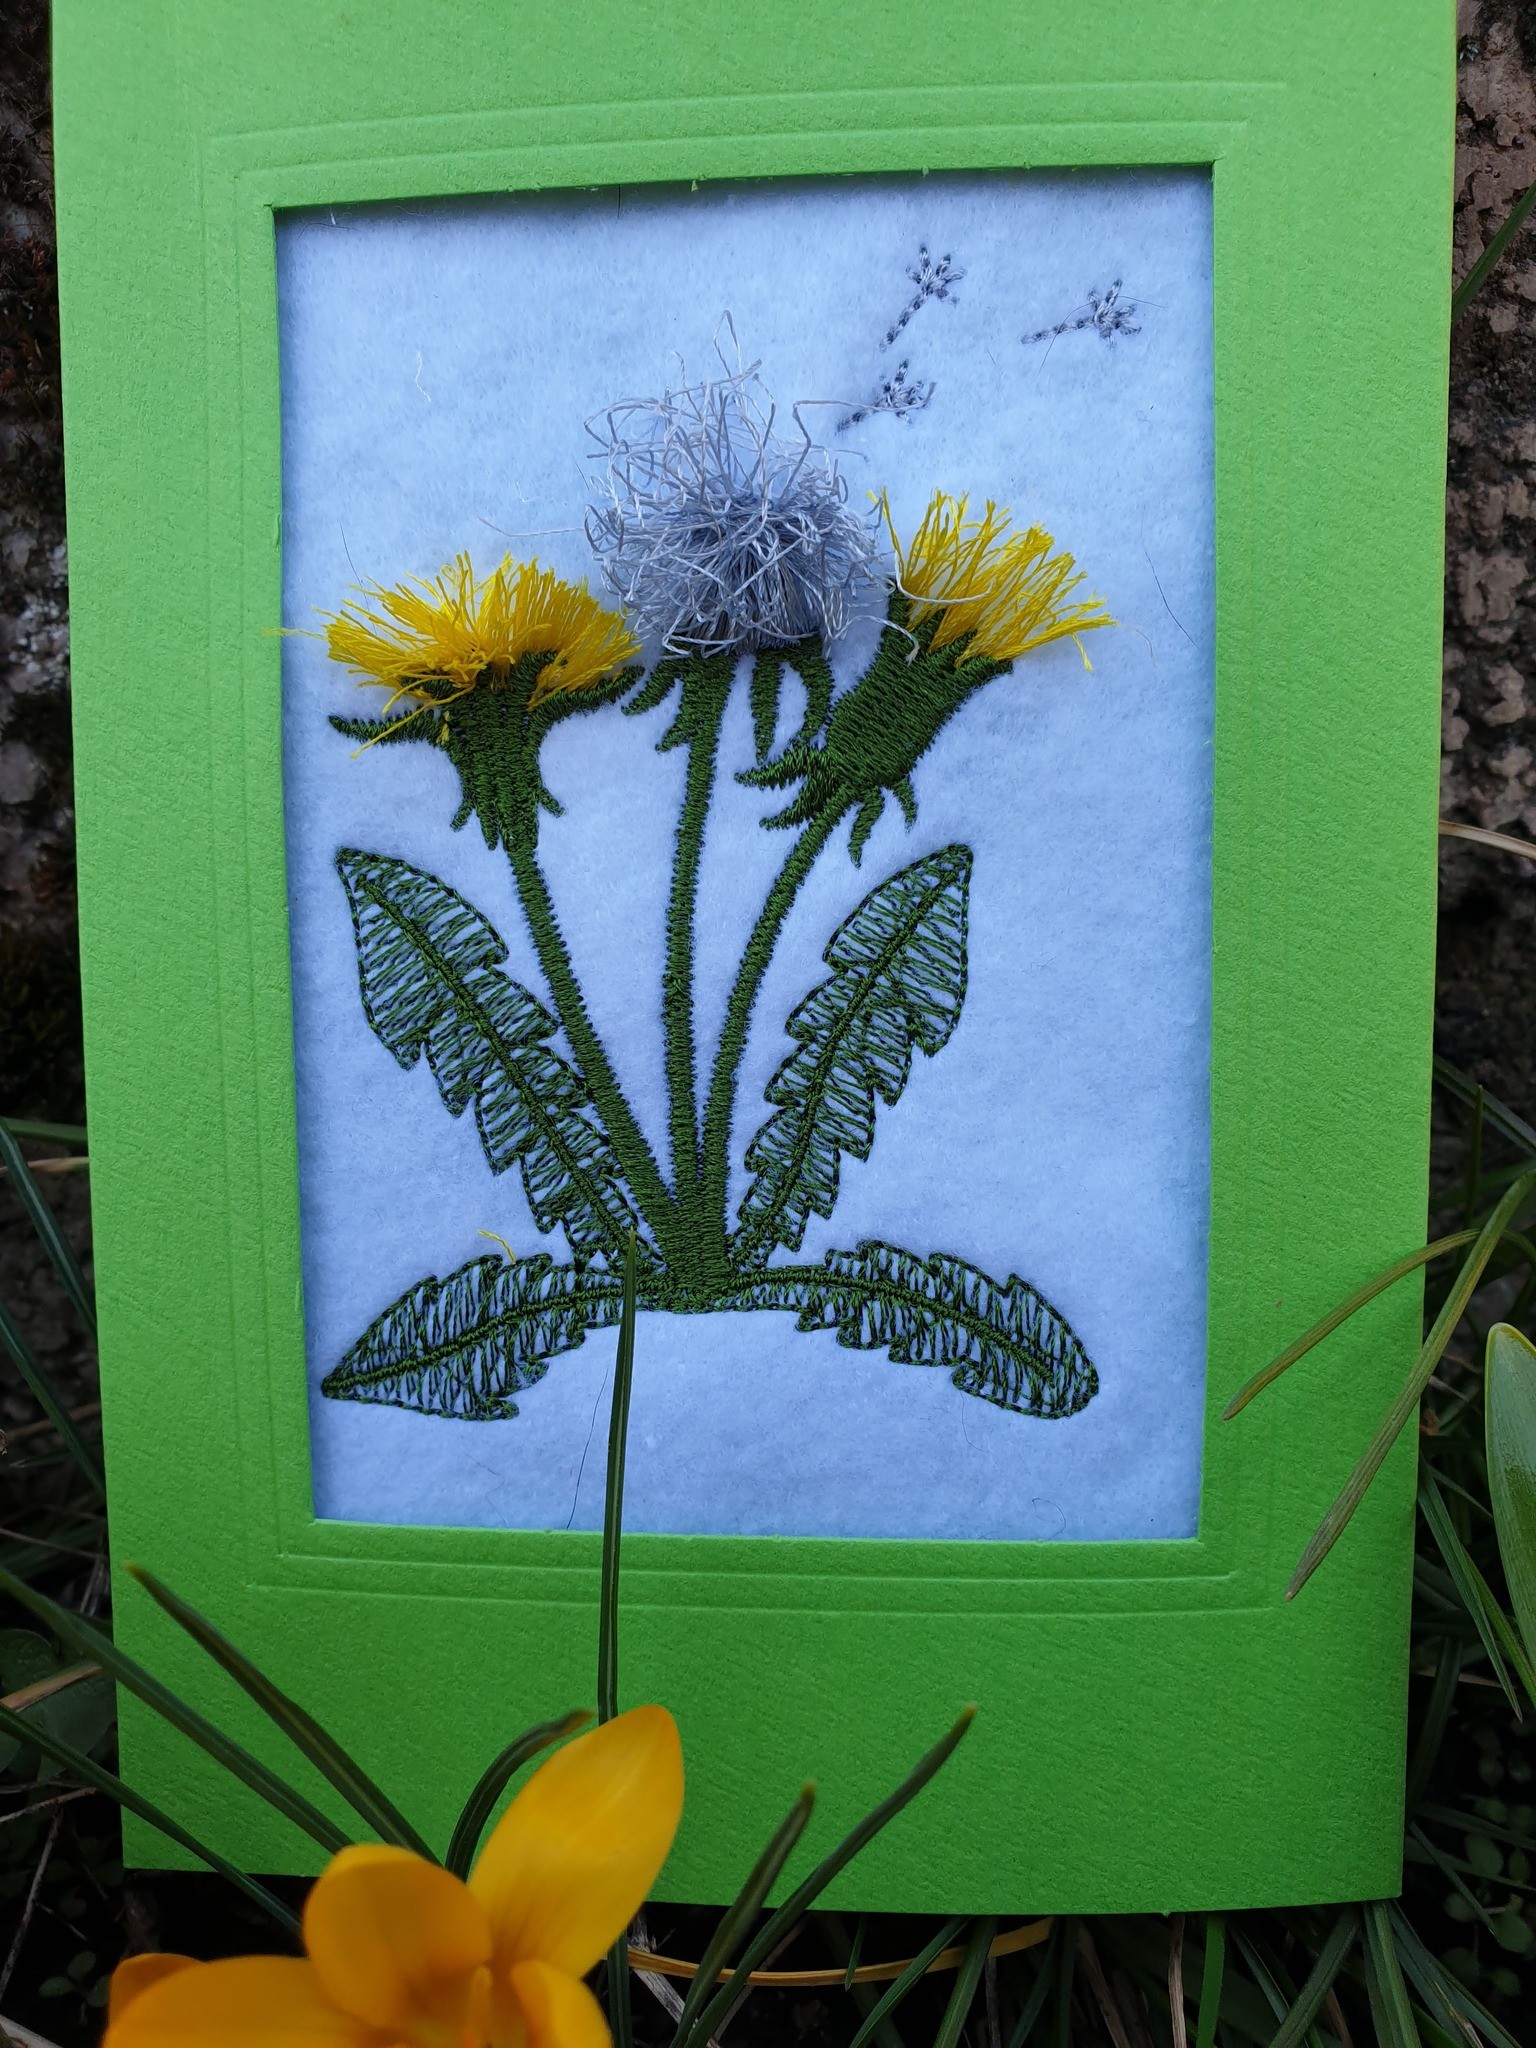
left=51, top=1, right=1452, bottom=1910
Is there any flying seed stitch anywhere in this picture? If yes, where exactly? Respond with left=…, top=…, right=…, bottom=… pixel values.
left=880, top=244, right=966, bottom=350
left=1022, top=278, right=1141, bottom=347
left=837, top=360, right=935, bottom=433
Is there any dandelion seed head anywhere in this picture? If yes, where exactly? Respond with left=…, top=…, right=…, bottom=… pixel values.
left=584, top=357, right=881, bottom=655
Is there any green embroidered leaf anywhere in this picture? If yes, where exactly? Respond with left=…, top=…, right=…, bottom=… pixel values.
left=337, top=849, right=638, bottom=1260
left=322, top=1253, right=624, bottom=1419
left=735, top=845, right=972, bottom=1262
left=730, top=1241, right=1097, bottom=1419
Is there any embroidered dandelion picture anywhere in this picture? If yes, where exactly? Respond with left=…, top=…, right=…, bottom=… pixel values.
left=277, top=170, right=1214, bottom=1541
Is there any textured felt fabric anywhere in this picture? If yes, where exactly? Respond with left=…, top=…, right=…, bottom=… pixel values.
left=276, top=168, right=1214, bottom=1540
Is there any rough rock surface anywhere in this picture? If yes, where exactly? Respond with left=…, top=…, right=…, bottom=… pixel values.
left=0, top=3, right=79, bottom=1127
left=1, top=4, right=91, bottom=1423
left=1440, top=0, right=1536, bottom=1111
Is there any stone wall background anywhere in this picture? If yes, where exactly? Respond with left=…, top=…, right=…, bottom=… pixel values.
left=0, top=1, right=76, bottom=1127
left=1428, top=0, right=1536, bottom=1107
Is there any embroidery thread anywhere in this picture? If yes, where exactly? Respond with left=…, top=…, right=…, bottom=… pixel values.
left=838, top=361, right=935, bottom=434
left=1023, top=279, right=1141, bottom=347
left=881, top=244, right=966, bottom=350
left=312, top=374, right=1112, bottom=1424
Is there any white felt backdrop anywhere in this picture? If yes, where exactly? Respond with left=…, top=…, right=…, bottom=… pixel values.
left=276, top=169, right=1214, bottom=1541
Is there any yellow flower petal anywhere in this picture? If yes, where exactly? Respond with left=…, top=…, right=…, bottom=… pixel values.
left=507, top=1959, right=612, bottom=2048
left=303, top=1842, right=492, bottom=2036
left=886, top=491, right=1113, bottom=665
left=470, top=1704, right=683, bottom=1977
left=319, top=554, right=639, bottom=712
left=104, top=1956, right=374, bottom=2048
left=107, top=1954, right=197, bottom=2022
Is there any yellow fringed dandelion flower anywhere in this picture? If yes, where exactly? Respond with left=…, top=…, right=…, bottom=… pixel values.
left=323, top=553, right=640, bottom=713
left=105, top=1704, right=684, bottom=2048
left=885, top=491, right=1113, bottom=665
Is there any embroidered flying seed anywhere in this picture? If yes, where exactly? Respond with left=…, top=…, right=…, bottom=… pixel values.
left=1022, top=279, right=1140, bottom=347
left=880, top=243, right=966, bottom=350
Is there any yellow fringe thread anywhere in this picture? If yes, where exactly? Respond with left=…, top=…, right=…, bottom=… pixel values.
left=883, top=490, right=1113, bottom=666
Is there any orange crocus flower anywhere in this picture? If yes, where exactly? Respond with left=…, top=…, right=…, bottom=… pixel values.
left=104, top=1705, right=683, bottom=2048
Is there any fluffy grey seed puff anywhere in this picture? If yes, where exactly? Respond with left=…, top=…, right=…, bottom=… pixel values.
left=584, top=358, right=881, bottom=656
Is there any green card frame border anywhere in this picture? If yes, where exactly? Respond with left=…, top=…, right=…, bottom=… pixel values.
left=54, top=5, right=1452, bottom=1911
left=239, top=102, right=1263, bottom=1611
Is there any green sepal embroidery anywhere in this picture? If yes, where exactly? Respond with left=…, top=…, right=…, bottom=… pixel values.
left=337, top=848, right=643, bottom=1265
left=321, top=1251, right=625, bottom=1420
left=334, top=659, right=640, bottom=854
left=740, top=592, right=1008, bottom=858
left=734, top=844, right=971, bottom=1264
left=727, top=1242, right=1097, bottom=1421
left=331, top=705, right=444, bottom=748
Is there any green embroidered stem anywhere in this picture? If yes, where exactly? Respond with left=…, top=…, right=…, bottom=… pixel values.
left=700, top=805, right=847, bottom=1256
left=502, top=833, right=683, bottom=1265
left=659, top=656, right=733, bottom=1246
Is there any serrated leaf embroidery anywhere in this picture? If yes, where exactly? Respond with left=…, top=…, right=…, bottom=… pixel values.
left=728, top=1241, right=1096, bottom=1420
left=734, top=845, right=971, bottom=1262
left=321, top=1252, right=626, bottom=1420
left=337, top=849, right=640, bottom=1263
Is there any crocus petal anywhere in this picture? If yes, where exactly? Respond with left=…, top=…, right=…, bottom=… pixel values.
left=107, top=1954, right=197, bottom=2022
left=507, top=1960, right=612, bottom=2048
left=104, top=1956, right=374, bottom=2048
left=303, top=1842, right=492, bottom=2034
left=470, top=1705, right=683, bottom=1977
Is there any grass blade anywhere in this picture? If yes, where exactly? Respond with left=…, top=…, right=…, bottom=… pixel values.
left=1262, top=1910, right=1356, bottom=2048
left=1417, top=1475, right=1521, bottom=1714
left=687, top=1706, right=976, bottom=2045
left=1195, top=1915, right=1224, bottom=2048
left=818, top=1912, right=905, bottom=2048
left=1227, top=1927, right=1288, bottom=2025
left=445, top=1710, right=590, bottom=1877
left=1223, top=1234, right=1477, bottom=1420
left=1485, top=1321, right=1536, bottom=1674
left=0, top=1123, right=95, bottom=1338
left=846, top=1917, right=970, bottom=2048
left=1405, top=1639, right=1464, bottom=1811
left=0, top=1696, right=298, bottom=1936
left=1363, top=1902, right=1420, bottom=2048
left=600, top=1230, right=639, bottom=2048
left=1053, top=1917, right=1076, bottom=2048
left=843, top=1914, right=867, bottom=1992
left=0, top=1118, right=87, bottom=1144
left=672, top=1785, right=816, bottom=2048
left=1453, top=179, right=1536, bottom=318
left=0, top=1294, right=104, bottom=1496
left=1419, top=1478, right=1536, bottom=1709
left=1388, top=1904, right=1519, bottom=2048
left=932, top=1918, right=996, bottom=2048
left=1433, top=1058, right=1536, bottom=1156
left=126, top=1562, right=432, bottom=1857
left=1288, top=1171, right=1536, bottom=1598
left=598, top=1228, right=638, bottom=1726
left=1407, top=1825, right=1499, bottom=1935
left=1006, top=1931, right=1055, bottom=2048
left=0, top=1564, right=350, bottom=1856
